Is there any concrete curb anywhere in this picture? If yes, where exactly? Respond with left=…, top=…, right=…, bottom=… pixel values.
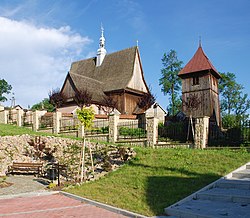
left=0, top=190, right=59, bottom=199
left=60, top=191, right=147, bottom=218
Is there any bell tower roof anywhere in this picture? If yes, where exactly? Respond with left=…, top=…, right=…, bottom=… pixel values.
left=179, top=45, right=221, bottom=79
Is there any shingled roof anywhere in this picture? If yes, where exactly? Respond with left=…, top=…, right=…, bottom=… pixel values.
left=179, top=45, right=221, bottom=78
left=63, top=46, right=140, bottom=103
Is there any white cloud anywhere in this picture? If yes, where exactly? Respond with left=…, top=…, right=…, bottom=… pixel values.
left=0, top=17, right=92, bottom=108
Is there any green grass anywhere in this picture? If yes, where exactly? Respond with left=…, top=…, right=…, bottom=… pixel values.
left=66, top=147, right=250, bottom=216
left=0, top=123, right=80, bottom=140
left=0, top=123, right=56, bottom=137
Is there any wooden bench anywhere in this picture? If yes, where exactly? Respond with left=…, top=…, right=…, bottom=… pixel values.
left=8, top=162, right=43, bottom=176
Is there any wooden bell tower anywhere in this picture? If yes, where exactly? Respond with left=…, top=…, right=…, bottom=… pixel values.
left=178, top=45, right=221, bottom=126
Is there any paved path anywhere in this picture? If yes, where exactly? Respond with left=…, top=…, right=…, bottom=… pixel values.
left=0, top=193, right=129, bottom=218
left=0, top=176, right=145, bottom=217
left=0, top=175, right=49, bottom=196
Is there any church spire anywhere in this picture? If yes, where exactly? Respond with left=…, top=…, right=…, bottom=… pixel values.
left=96, top=24, right=107, bottom=67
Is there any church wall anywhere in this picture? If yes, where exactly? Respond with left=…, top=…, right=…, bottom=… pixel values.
left=109, top=93, right=125, bottom=114
left=124, top=93, right=141, bottom=115
left=127, top=52, right=148, bottom=93
left=61, top=78, right=75, bottom=99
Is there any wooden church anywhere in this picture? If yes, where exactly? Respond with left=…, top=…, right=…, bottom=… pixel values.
left=60, top=27, right=150, bottom=115
left=178, top=44, right=221, bottom=126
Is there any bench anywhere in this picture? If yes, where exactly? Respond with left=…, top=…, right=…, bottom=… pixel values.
left=8, top=162, right=43, bottom=176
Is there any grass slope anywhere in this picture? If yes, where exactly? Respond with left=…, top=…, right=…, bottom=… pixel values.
left=66, top=147, right=250, bottom=216
left=0, top=123, right=79, bottom=140
left=0, top=123, right=38, bottom=136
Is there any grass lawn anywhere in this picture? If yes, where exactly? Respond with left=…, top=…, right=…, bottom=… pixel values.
left=0, top=123, right=37, bottom=136
left=0, top=123, right=80, bottom=140
left=66, top=147, right=250, bottom=216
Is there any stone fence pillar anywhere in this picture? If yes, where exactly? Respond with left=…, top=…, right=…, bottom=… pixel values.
left=53, top=111, right=62, bottom=134
left=16, top=109, right=23, bottom=127
left=0, top=110, right=8, bottom=124
left=194, top=116, right=210, bottom=149
left=109, top=114, right=119, bottom=143
left=32, top=111, right=39, bottom=131
left=147, top=117, right=158, bottom=147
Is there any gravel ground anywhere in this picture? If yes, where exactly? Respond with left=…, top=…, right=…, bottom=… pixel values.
left=0, top=175, right=50, bottom=196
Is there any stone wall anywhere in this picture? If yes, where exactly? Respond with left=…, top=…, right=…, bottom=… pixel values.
left=0, top=135, right=136, bottom=179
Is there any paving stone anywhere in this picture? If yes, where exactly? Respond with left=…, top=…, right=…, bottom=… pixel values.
left=0, top=193, right=129, bottom=218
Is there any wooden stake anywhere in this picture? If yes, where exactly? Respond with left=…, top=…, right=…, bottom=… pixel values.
left=77, top=144, right=83, bottom=182
left=80, top=137, right=86, bottom=182
left=88, top=140, right=94, bottom=175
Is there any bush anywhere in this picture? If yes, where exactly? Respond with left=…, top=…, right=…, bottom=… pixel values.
left=119, top=127, right=146, bottom=137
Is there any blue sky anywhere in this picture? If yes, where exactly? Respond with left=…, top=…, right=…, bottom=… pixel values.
left=0, top=0, right=249, bottom=111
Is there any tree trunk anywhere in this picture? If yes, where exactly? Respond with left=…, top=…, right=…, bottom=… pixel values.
left=172, top=84, right=175, bottom=116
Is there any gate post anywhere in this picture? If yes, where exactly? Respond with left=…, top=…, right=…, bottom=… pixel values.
left=53, top=111, right=62, bottom=134
left=0, top=110, right=8, bottom=124
left=109, top=114, right=119, bottom=143
left=32, top=111, right=39, bottom=132
left=194, top=116, right=210, bottom=149
left=16, top=109, right=23, bottom=127
left=147, top=117, right=158, bottom=147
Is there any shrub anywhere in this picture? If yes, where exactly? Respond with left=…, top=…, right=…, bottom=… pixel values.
left=119, top=127, right=146, bottom=137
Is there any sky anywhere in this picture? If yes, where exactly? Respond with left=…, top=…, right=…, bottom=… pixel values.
left=0, top=0, right=250, bottom=111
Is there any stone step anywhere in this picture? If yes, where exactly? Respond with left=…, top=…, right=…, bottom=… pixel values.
left=197, top=187, right=250, bottom=203
left=165, top=199, right=250, bottom=218
left=246, top=164, right=250, bottom=169
left=216, top=179, right=250, bottom=190
left=232, top=169, right=250, bottom=180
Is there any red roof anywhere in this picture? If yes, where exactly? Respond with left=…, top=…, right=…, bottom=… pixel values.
left=179, top=46, right=221, bottom=78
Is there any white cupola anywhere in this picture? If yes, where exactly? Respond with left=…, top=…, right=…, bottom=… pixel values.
left=96, top=25, right=107, bottom=67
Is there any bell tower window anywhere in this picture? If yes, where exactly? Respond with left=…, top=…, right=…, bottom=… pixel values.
left=193, top=76, right=199, bottom=85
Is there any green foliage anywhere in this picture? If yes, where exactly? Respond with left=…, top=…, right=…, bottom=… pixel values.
left=167, top=96, right=182, bottom=115
left=31, top=98, right=55, bottom=112
left=76, top=107, right=95, bottom=128
left=47, top=182, right=57, bottom=189
left=222, top=114, right=242, bottom=128
left=219, top=72, right=250, bottom=116
left=87, top=126, right=109, bottom=134
left=159, top=50, right=183, bottom=116
left=49, top=88, right=66, bottom=109
left=137, top=89, right=156, bottom=110
left=66, top=148, right=250, bottom=216
left=119, top=127, right=146, bottom=137
left=0, top=79, right=12, bottom=102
